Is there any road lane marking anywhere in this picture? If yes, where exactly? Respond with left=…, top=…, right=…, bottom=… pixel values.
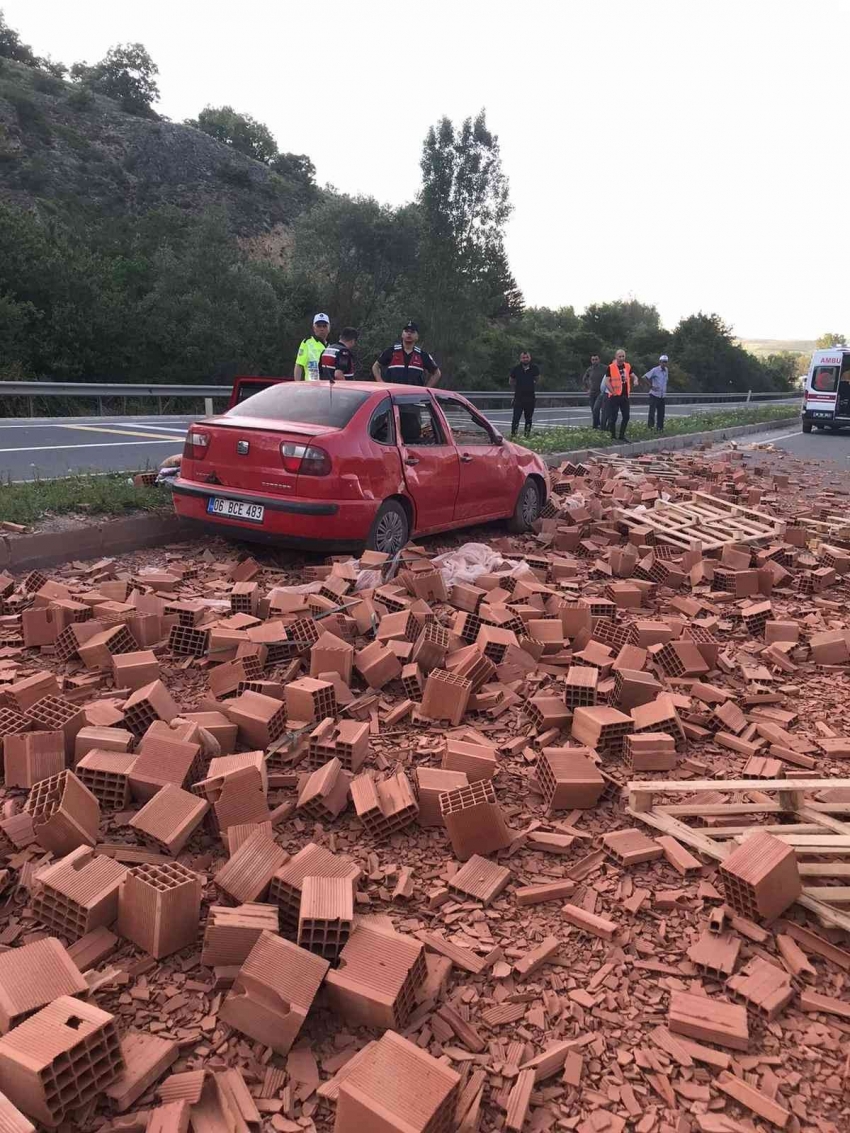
left=0, top=440, right=179, bottom=453
left=58, top=424, right=182, bottom=441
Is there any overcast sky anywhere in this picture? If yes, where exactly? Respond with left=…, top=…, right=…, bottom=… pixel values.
left=7, top=0, right=849, bottom=340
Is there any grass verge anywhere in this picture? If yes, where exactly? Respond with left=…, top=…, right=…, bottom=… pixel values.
left=0, top=473, right=169, bottom=527
left=521, top=405, right=797, bottom=454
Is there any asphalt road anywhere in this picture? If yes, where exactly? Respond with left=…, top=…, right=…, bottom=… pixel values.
left=0, top=399, right=802, bottom=481
left=730, top=422, right=850, bottom=464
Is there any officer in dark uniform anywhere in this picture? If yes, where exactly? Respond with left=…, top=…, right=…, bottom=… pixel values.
left=372, top=321, right=441, bottom=387
left=319, top=327, right=359, bottom=380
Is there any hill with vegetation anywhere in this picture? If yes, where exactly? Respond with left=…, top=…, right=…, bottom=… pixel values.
left=0, top=59, right=309, bottom=233
left=0, top=11, right=804, bottom=396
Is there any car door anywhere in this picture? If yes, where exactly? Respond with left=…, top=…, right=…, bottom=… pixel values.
left=392, top=393, right=459, bottom=531
left=434, top=394, right=515, bottom=521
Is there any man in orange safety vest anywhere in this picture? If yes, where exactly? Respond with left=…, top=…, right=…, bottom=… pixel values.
left=604, top=348, right=632, bottom=441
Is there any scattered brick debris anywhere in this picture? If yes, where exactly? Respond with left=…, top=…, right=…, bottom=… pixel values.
left=0, top=446, right=848, bottom=1130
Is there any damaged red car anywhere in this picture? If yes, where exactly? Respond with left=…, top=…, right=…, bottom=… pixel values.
left=172, top=382, right=549, bottom=554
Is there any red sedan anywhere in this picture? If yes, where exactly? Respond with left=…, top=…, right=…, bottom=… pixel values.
left=172, top=382, right=550, bottom=554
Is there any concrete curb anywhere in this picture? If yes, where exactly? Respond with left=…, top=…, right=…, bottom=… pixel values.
left=0, top=513, right=190, bottom=572
left=541, top=417, right=799, bottom=467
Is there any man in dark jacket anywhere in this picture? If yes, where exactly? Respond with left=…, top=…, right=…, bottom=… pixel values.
left=582, top=354, right=607, bottom=429
left=509, top=350, right=540, bottom=437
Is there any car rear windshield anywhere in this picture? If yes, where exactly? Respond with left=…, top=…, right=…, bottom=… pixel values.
left=226, top=383, right=370, bottom=427
left=233, top=380, right=282, bottom=404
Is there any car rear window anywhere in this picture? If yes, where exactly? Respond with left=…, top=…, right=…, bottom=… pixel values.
left=226, top=383, right=371, bottom=427
left=233, top=380, right=282, bottom=404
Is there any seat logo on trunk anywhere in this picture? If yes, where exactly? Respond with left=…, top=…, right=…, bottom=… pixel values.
left=236, top=440, right=250, bottom=455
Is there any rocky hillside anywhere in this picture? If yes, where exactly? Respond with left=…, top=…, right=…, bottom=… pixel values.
left=0, top=57, right=304, bottom=234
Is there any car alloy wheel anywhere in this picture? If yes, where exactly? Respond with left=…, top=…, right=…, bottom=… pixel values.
left=520, top=482, right=540, bottom=525
left=374, top=509, right=406, bottom=554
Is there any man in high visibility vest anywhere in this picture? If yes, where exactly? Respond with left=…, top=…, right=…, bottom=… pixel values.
left=294, top=313, right=331, bottom=381
left=605, top=349, right=632, bottom=441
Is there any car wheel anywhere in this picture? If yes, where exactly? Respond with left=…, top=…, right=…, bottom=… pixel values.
left=367, top=500, right=410, bottom=555
left=507, top=478, right=541, bottom=533
left=802, top=421, right=813, bottom=433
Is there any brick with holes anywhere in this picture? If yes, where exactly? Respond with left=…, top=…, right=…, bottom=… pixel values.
left=439, top=780, right=511, bottom=861
left=537, top=747, right=605, bottom=811
left=334, top=1029, right=459, bottom=1133
left=219, top=931, right=329, bottom=1055
left=297, top=758, right=351, bottom=822
left=351, top=771, right=419, bottom=840
left=297, top=875, right=355, bottom=961
left=325, top=925, right=426, bottom=1030
left=121, top=682, right=179, bottom=739
left=129, top=786, right=209, bottom=857
left=118, top=862, right=202, bottom=959
left=224, top=690, right=287, bottom=748
left=25, top=770, right=100, bottom=856
left=719, top=830, right=801, bottom=922
left=571, top=705, right=633, bottom=757
left=3, top=732, right=65, bottom=790
left=269, top=842, right=361, bottom=933
left=24, top=697, right=85, bottom=759
left=284, top=676, right=337, bottom=724
left=32, top=847, right=127, bottom=940
left=0, top=996, right=124, bottom=1127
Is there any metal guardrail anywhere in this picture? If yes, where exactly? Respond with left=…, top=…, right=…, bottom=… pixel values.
left=0, top=381, right=801, bottom=417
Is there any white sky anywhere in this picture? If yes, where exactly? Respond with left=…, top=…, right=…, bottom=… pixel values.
left=7, top=0, right=849, bottom=340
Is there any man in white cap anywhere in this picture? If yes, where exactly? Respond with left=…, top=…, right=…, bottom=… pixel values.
left=294, top=313, right=331, bottom=381
left=642, top=354, right=670, bottom=431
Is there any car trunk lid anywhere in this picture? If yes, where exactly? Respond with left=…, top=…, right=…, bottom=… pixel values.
left=195, top=417, right=335, bottom=493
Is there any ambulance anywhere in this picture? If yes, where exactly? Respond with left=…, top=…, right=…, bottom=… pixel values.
left=801, top=346, right=850, bottom=433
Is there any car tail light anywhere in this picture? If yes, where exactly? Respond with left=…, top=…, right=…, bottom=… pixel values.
left=183, top=431, right=209, bottom=459
left=280, top=443, right=331, bottom=476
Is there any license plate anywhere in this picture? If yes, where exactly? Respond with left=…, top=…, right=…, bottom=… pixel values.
left=811, top=411, right=833, bottom=419
left=207, top=497, right=264, bottom=523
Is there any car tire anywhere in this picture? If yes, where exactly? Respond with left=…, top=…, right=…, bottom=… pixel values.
left=507, top=478, right=542, bottom=533
left=802, top=421, right=813, bottom=433
left=366, top=500, right=410, bottom=555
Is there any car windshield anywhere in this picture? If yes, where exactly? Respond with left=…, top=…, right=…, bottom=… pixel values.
left=226, top=384, right=370, bottom=427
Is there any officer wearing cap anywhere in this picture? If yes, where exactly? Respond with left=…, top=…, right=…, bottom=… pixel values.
left=372, top=322, right=441, bottom=387
left=294, top=313, right=331, bottom=382
left=641, top=354, right=670, bottom=431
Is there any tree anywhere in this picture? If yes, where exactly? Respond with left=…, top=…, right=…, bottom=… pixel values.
left=0, top=9, right=38, bottom=66
left=816, top=332, right=846, bottom=348
left=417, top=110, right=521, bottom=379
left=71, top=43, right=159, bottom=116
left=187, top=106, right=277, bottom=164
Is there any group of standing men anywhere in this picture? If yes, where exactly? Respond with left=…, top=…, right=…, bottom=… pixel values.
left=294, top=314, right=441, bottom=387
left=292, top=312, right=670, bottom=446
left=582, top=351, right=670, bottom=440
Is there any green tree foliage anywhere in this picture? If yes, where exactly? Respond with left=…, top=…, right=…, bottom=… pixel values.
left=417, top=111, right=522, bottom=380
left=187, top=106, right=277, bottom=164
left=0, top=8, right=38, bottom=66
left=71, top=43, right=159, bottom=116
left=816, top=331, right=846, bottom=348
left=0, top=8, right=65, bottom=75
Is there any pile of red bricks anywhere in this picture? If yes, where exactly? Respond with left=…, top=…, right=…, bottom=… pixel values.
left=0, top=445, right=848, bottom=1131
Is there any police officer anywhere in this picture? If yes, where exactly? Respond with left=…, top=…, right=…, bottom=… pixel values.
left=372, top=321, right=441, bottom=387
left=319, top=327, right=359, bottom=381
left=294, top=313, right=331, bottom=381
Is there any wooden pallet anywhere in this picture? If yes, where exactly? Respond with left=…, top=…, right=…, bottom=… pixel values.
left=626, top=777, right=850, bottom=933
left=615, top=492, right=784, bottom=551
